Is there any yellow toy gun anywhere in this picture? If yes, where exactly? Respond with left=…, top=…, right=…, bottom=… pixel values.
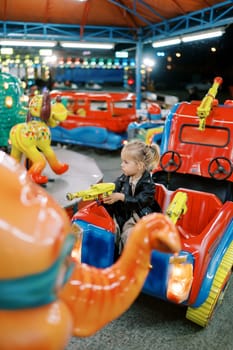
left=197, top=76, right=223, bottom=130
left=166, top=192, right=193, bottom=295
left=66, top=182, right=115, bottom=201
left=166, top=191, right=188, bottom=225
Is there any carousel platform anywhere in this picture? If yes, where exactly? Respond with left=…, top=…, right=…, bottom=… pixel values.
left=42, top=146, right=103, bottom=216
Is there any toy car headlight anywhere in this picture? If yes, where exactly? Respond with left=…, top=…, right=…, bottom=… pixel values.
left=70, top=223, right=83, bottom=263
left=167, top=258, right=193, bottom=304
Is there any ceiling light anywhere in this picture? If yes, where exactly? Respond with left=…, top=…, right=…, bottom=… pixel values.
left=0, top=47, right=14, bottom=55
left=181, top=28, right=225, bottom=43
left=115, top=51, right=128, bottom=58
left=143, top=58, right=155, bottom=67
left=60, top=42, right=114, bottom=49
left=152, top=27, right=225, bottom=49
left=0, top=39, right=56, bottom=47
left=43, top=55, right=57, bottom=64
left=39, top=49, right=53, bottom=56
left=152, top=38, right=181, bottom=48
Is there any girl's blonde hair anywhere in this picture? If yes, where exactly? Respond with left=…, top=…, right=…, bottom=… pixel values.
left=122, top=140, right=160, bottom=171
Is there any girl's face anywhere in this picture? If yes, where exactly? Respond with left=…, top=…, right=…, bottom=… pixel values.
left=121, top=151, right=143, bottom=177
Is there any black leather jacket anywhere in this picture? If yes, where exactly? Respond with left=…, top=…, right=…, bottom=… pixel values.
left=105, top=171, right=161, bottom=230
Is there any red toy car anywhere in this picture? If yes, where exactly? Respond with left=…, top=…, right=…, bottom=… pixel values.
left=50, top=91, right=137, bottom=150
left=69, top=77, right=233, bottom=327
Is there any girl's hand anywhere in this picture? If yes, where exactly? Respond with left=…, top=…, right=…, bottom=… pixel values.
left=103, top=192, right=125, bottom=204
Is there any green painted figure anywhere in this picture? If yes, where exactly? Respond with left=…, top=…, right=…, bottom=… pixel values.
left=0, top=72, right=27, bottom=149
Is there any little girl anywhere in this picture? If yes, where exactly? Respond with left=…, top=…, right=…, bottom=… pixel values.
left=103, top=140, right=161, bottom=253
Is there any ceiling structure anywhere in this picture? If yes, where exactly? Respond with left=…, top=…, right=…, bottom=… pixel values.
left=0, top=0, right=233, bottom=46
left=1, top=1, right=232, bottom=107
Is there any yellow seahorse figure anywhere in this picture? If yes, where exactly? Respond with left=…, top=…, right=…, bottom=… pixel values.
left=10, top=92, right=69, bottom=184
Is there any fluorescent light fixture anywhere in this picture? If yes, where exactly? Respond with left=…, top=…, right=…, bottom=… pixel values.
left=0, top=39, right=56, bottom=47
left=60, top=42, right=114, bottom=49
left=115, top=51, right=128, bottom=58
left=0, top=47, right=14, bottom=54
left=181, top=28, right=225, bottom=43
left=152, top=38, right=181, bottom=48
left=39, top=49, right=53, bottom=56
left=152, top=27, right=225, bottom=48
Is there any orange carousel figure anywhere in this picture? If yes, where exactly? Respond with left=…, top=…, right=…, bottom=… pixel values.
left=0, top=151, right=181, bottom=350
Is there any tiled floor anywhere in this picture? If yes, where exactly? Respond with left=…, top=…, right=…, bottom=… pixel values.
left=66, top=282, right=233, bottom=350
left=44, top=145, right=104, bottom=208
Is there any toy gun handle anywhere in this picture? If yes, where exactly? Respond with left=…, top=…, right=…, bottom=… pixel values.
left=167, top=192, right=189, bottom=264
left=197, top=76, right=223, bottom=130
left=166, top=191, right=188, bottom=225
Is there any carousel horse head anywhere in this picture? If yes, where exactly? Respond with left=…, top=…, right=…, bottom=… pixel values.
left=28, top=92, right=67, bottom=126
left=0, top=150, right=74, bottom=349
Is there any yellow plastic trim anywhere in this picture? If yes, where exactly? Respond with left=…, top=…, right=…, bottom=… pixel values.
left=186, top=241, right=233, bottom=327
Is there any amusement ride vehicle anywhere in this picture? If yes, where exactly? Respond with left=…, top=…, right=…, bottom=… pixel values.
left=50, top=90, right=137, bottom=150
left=127, top=102, right=165, bottom=145
left=68, top=77, right=233, bottom=327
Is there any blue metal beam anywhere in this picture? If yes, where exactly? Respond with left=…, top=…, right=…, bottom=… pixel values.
left=135, top=29, right=143, bottom=109
left=0, top=1, right=232, bottom=44
left=0, top=21, right=138, bottom=43
left=143, top=0, right=233, bottom=43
